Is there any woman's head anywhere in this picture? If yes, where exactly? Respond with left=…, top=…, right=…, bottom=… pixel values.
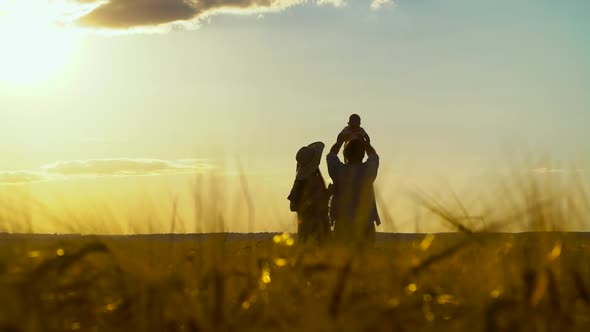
left=295, top=142, right=325, bottom=180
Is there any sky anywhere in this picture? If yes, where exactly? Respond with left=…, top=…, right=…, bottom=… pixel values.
left=1, top=0, right=589, bottom=233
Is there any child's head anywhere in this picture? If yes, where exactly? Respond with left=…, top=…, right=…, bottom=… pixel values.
left=348, top=114, right=361, bottom=128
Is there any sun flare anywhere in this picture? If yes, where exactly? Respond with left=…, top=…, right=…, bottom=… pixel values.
left=0, top=1, right=81, bottom=85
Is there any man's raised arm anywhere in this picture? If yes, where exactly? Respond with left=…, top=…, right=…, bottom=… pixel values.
left=327, top=133, right=347, bottom=179
left=329, top=132, right=347, bottom=155
left=363, top=138, right=379, bottom=181
left=364, top=138, right=377, bottom=157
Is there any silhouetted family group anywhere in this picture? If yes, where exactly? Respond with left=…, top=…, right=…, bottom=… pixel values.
left=288, top=114, right=380, bottom=244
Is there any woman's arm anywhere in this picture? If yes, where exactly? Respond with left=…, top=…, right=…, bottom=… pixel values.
left=287, top=180, right=302, bottom=212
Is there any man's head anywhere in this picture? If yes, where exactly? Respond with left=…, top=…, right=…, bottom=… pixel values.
left=343, top=139, right=365, bottom=164
left=348, top=114, right=361, bottom=129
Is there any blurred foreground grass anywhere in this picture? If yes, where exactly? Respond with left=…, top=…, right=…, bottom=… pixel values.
left=1, top=231, right=590, bottom=332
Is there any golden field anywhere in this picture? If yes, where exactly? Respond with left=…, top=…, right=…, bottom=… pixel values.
left=0, top=230, right=590, bottom=332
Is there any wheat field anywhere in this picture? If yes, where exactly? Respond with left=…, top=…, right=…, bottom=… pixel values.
left=0, top=230, right=589, bottom=332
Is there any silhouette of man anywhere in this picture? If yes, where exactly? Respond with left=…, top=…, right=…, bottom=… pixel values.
left=327, top=131, right=381, bottom=244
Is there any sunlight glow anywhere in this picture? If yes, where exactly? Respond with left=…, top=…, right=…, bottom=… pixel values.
left=0, top=1, right=82, bottom=85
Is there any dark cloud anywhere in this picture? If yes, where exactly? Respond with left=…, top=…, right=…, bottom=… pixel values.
left=75, top=0, right=341, bottom=29
left=0, top=171, right=45, bottom=184
left=43, top=158, right=211, bottom=176
left=77, top=0, right=358, bottom=29
left=78, top=0, right=200, bottom=28
left=78, top=0, right=107, bottom=3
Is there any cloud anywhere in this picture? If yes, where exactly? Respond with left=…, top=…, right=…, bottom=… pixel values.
left=370, top=0, right=393, bottom=11
left=9, top=0, right=393, bottom=32
left=42, top=158, right=212, bottom=176
left=74, top=0, right=317, bottom=29
left=530, top=168, right=587, bottom=175
left=77, top=0, right=201, bottom=28
left=316, top=0, right=346, bottom=7
left=0, top=171, right=46, bottom=184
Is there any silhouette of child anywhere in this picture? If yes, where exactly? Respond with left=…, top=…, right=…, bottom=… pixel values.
left=340, top=114, right=370, bottom=143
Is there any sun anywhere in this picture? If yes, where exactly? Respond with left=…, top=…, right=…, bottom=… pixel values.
left=0, top=2, right=80, bottom=85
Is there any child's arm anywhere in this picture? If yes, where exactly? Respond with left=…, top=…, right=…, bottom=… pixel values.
left=339, top=126, right=351, bottom=137
left=360, top=127, right=370, bottom=143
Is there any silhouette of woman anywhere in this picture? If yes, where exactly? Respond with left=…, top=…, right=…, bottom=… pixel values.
left=288, top=142, right=331, bottom=243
